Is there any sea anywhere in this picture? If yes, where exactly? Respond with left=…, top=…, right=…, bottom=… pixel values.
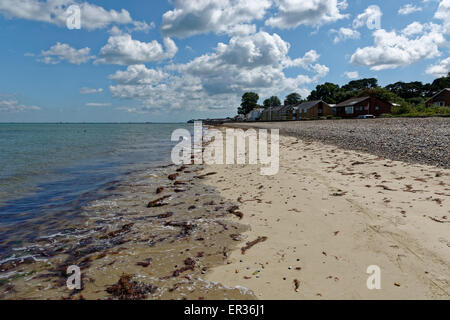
left=0, top=123, right=191, bottom=258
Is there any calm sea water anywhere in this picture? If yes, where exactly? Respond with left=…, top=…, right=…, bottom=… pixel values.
left=0, top=123, right=190, bottom=228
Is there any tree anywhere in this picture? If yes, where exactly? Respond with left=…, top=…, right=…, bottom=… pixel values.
left=307, top=82, right=342, bottom=104
left=263, top=96, right=281, bottom=108
left=238, top=92, right=259, bottom=115
left=285, top=93, right=302, bottom=105
left=342, top=78, right=378, bottom=92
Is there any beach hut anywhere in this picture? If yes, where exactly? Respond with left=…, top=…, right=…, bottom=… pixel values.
left=334, top=96, right=392, bottom=118
left=246, top=108, right=264, bottom=121
left=296, top=100, right=333, bottom=119
left=270, top=106, right=285, bottom=121
left=280, top=105, right=295, bottom=121
left=425, top=88, right=450, bottom=107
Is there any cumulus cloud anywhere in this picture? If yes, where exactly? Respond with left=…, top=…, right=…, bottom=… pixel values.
left=95, top=33, right=177, bottom=65
left=0, top=0, right=151, bottom=31
left=353, top=5, right=382, bottom=29
left=398, top=4, right=422, bottom=15
left=266, top=0, right=348, bottom=29
left=109, top=32, right=328, bottom=113
left=344, top=71, right=359, bottom=79
left=161, top=0, right=271, bottom=38
left=80, top=87, right=103, bottom=94
left=39, top=42, right=94, bottom=64
left=435, top=0, right=450, bottom=33
left=350, top=26, right=445, bottom=70
left=426, top=57, right=450, bottom=77
left=331, top=27, right=360, bottom=43
left=402, top=21, right=424, bottom=36
left=0, top=96, right=40, bottom=112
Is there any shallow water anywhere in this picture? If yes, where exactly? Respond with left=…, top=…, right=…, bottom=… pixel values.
left=0, top=123, right=190, bottom=257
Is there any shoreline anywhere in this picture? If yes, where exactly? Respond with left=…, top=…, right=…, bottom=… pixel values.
left=204, top=125, right=450, bottom=299
left=0, top=160, right=254, bottom=300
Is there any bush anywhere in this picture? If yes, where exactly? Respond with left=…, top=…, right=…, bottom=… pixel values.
left=326, top=115, right=333, bottom=119
left=392, top=102, right=413, bottom=115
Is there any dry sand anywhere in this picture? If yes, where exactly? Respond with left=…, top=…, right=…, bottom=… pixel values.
left=204, top=127, right=450, bottom=300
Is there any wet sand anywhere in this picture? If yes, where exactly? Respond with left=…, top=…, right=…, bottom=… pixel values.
left=205, top=126, right=450, bottom=300
left=0, top=163, right=254, bottom=300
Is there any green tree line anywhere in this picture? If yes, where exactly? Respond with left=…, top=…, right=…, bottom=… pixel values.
left=238, top=73, right=450, bottom=116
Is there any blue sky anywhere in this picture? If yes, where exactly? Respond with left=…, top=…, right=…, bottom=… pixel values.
left=0, top=0, right=449, bottom=122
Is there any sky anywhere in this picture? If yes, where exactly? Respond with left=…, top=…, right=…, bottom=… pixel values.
left=0, top=0, right=449, bottom=123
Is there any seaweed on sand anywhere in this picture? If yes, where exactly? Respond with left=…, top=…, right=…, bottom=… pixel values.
left=106, top=274, right=158, bottom=300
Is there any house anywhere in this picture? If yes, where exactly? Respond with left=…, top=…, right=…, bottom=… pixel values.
left=246, top=108, right=264, bottom=121
left=334, top=96, right=392, bottom=118
left=280, top=105, right=295, bottom=121
left=270, top=106, right=286, bottom=121
left=425, top=88, right=450, bottom=107
left=296, top=100, right=333, bottom=119
left=261, top=107, right=272, bottom=121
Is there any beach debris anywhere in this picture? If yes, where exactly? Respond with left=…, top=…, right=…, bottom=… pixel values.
left=147, top=195, right=171, bottom=208
left=136, top=258, right=152, bottom=268
left=176, top=165, right=186, bottom=172
left=165, top=221, right=196, bottom=237
left=231, top=211, right=244, bottom=220
left=168, top=173, right=179, bottom=181
left=331, top=191, right=347, bottom=197
left=106, top=274, right=157, bottom=300
left=188, top=205, right=196, bottom=210
left=156, top=187, right=164, bottom=194
left=174, top=180, right=186, bottom=185
left=428, top=216, right=450, bottom=223
left=101, top=223, right=134, bottom=239
left=376, top=185, right=397, bottom=191
left=150, top=212, right=174, bottom=219
left=227, top=205, right=240, bottom=215
left=230, top=234, right=241, bottom=241
left=394, top=282, right=401, bottom=287
left=194, top=172, right=217, bottom=179
left=293, top=279, right=300, bottom=292
left=172, top=258, right=196, bottom=277
left=241, top=237, right=268, bottom=255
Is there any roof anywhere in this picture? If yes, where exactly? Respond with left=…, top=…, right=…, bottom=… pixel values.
left=296, top=100, right=327, bottom=111
left=425, top=88, right=450, bottom=103
left=335, top=97, right=370, bottom=108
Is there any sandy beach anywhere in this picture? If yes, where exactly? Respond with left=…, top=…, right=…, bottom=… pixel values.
left=205, top=122, right=450, bottom=300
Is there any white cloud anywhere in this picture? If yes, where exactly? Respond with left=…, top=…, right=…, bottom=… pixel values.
left=435, top=0, right=450, bottom=33
left=109, top=32, right=328, bottom=113
left=402, top=21, right=424, bottom=36
left=344, top=71, right=359, bottom=79
left=266, top=0, right=348, bottom=29
left=331, top=27, right=360, bottom=43
left=353, top=5, right=382, bottom=29
left=39, top=42, right=94, bottom=64
left=0, top=96, right=40, bottom=112
left=398, top=4, right=422, bottom=15
left=426, top=57, right=450, bottom=77
left=95, top=33, right=177, bottom=65
left=350, top=26, right=445, bottom=70
left=85, top=102, right=112, bottom=107
left=0, top=0, right=151, bottom=31
left=161, top=0, right=272, bottom=38
left=80, top=87, right=103, bottom=94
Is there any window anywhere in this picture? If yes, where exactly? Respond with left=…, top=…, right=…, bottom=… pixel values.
left=375, top=106, right=380, bottom=111
left=345, top=107, right=354, bottom=114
